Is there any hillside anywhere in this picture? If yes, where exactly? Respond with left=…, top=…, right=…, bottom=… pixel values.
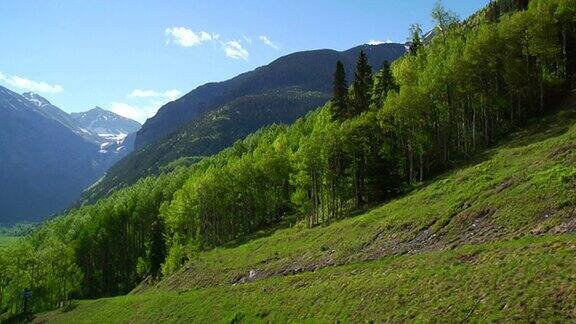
left=35, top=93, right=576, bottom=322
left=83, top=44, right=406, bottom=201
left=0, top=236, right=18, bottom=249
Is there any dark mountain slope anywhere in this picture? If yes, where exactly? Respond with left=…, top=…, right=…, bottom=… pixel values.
left=0, top=87, right=100, bottom=223
left=0, top=88, right=141, bottom=223
left=135, top=43, right=406, bottom=149
left=85, top=43, right=407, bottom=201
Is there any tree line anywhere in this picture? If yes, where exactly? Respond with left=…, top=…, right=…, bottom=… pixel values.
left=1, top=0, right=574, bottom=317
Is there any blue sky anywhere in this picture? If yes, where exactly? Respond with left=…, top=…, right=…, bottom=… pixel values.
left=0, top=0, right=489, bottom=123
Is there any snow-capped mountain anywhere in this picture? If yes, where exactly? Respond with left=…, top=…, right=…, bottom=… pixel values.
left=21, top=93, right=141, bottom=155
left=71, top=107, right=141, bottom=141
left=22, top=91, right=82, bottom=133
left=70, top=106, right=141, bottom=155
left=0, top=87, right=141, bottom=223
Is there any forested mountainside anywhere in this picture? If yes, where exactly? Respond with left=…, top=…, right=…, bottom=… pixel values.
left=84, top=43, right=406, bottom=202
left=135, top=43, right=407, bottom=150
left=1, top=0, right=575, bottom=321
left=0, top=88, right=140, bottom=223
left=83, top=89, right=330, bottom=202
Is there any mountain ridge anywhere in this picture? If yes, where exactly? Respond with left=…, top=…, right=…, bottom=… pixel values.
left=135, top=43, right=407, bottom=149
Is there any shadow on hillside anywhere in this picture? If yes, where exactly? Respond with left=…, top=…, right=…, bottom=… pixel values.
left=221, top=214, right=300, bottom=249
left=372, top=91, right=576, bottom=212
left=0, top=312, right=32, bottom=324
left=504, top=94, right=576, bottom=149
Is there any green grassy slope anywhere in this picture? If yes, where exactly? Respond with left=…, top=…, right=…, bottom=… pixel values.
left=36, top=96, right=576, bottom=322
left=0, top=236, right=19, bottom=249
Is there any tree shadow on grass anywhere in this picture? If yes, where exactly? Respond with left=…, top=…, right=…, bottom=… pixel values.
left=221, top=214, right=300, bottom=250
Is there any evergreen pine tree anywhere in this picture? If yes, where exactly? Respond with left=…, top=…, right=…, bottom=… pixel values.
left=409, top=24, right=423, bottom=55
left=486, top=0, right=501, bottom=22
left=371, top=60, right=395, bottom=109
left=149, top=217, right=166, bottom=276
left=331, top=61, right=348, bottom=120
left=351, top=50, right=373, bottom=116
left=514, top=0, right=529, bottom=10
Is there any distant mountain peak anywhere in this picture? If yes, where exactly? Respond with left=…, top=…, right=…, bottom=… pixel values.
left=89, top=106, right=106, bottom=112
left=71, top=107, right=141, bottom=139
left=22, top=92, right=51, bottom=108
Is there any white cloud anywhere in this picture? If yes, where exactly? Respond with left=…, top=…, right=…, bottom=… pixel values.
left=259, top=35, right=279, bottom=50
left=367, top=39, right=393, bottom=45
left=0, top=71, right=63, bottom=94
left=110, top=102, right=145, bottom=122
left=112, top=88, right=183, bottom=123
left=243, top=35, right=252, bottom=44
left=110, top=101, right=167, bottom=124
left=222, top=41, right=249, bottom=60
left=128, top=89, right=182, bottom=101
left=165, top=27, right=219, bottom=47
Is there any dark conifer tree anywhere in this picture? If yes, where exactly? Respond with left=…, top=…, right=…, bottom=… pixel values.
left=331, top=61, right=349, bottom=120
left=149, top=217, right=166, bottom=276
left=352, top=50, right=373, bottom=116
left=515, top=0, right=529, bottom=10
left=409, top=24, right=423, bottom=55
left=486, top=1, right=501, bottom=22
left=371, top=61, right=395, bottom=109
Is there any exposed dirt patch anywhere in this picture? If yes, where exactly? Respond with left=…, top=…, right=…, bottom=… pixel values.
left=531, top=209, right=557, bottom=235
left=550, top=217, right=576, bottom=234
left=456, top=209, right=502, bottom=245
left=457, top=251, right=480, bottom=264
left=130, top=276, right=158, bottom=294
left=494, top=179, right=513, bottom=193
left=548, top=143, right=576, bottom=159
left=232, top=269, right=262, bottom=285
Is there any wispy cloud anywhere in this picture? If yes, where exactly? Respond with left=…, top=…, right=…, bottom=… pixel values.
left=111, top=88, right=183, bottom=123
left=367, top=39, right=393, bottom=45
left=165, top=27, right=219, bottom=47
left=259, top=35, right=279, bottom=50
left=222, top=41, right=249, bottom=60
left=128, top=89, right=182, bottom=101
left=110, top=102, right=156, bottom=124
left=0, top=71, right=63, bottom=94
left=165, top=27, right=252, bottom=60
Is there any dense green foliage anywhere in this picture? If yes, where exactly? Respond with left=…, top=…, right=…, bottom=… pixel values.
left=0, top=236, right=19, bottom=249
left=1, top=0, right=575, bottom=319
